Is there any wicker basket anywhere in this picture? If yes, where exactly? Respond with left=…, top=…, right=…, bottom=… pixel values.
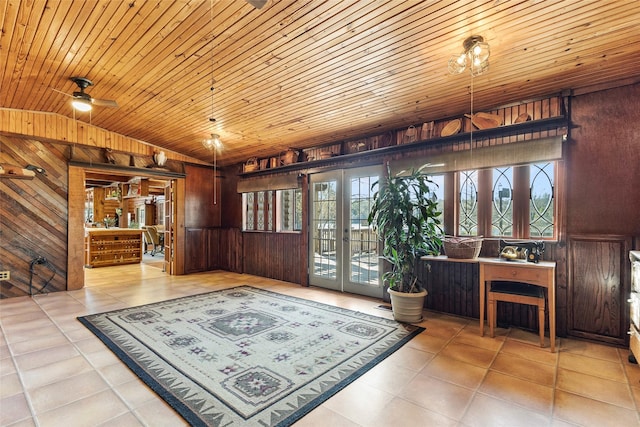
left=280, top=149, right=298, bottom=165
left=443, top=236, right=483, bottom=259
left=243, top=157, right=259, bottom=172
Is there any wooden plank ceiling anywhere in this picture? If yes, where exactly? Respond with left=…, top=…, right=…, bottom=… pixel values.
left=1, top=0, right=639, bottom=167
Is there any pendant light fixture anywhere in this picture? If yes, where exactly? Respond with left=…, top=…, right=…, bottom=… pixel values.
left=203, top=134, right=221, bottom=205
left=448, top=35, right=490, bottom=76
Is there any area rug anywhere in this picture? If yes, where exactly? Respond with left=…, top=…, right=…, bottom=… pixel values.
left=78, top=286, right=424, bottom=426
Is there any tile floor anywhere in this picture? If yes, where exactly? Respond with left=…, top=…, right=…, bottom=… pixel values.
left=1, top=264, right=640, bottom=426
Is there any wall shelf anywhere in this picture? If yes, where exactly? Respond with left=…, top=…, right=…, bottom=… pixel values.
left=240, top=115, right=568, bottom=178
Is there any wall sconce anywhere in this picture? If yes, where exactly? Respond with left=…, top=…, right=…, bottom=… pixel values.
left=448, top=35, right=490, bottom=76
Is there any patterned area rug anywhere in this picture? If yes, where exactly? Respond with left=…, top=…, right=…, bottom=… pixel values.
left=78, top=286, right=424, bottom=426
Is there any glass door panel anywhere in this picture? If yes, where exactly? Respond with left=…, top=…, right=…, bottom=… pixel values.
left=308, top=167, right=381, bottom=298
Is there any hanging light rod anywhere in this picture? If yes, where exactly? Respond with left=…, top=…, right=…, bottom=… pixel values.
left=448, top=35, right=490, bottom=76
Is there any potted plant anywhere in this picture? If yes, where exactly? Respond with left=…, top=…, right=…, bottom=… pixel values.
left=368, top=163, right=443, bottom=322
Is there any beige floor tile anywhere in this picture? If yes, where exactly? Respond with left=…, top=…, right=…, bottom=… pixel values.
left=553, top=390, right=640, bottom=426
left=454, top=326, right=506, bottom=352
left=0, top=356, right=17, bottom=376
left=113, top=379, right=159, bottom=409
left=404, top=329, right=451, bottom=353
left=7, top=333, right=70, bottom=356
left=98, top=361, right=140, bottom=386
left=293, top=405, right=361, bottom=427
left=558, top=352, right=626, bottom=382
left=371, top=396, right=457, bottom=427
left=624, top=358, right=640, bottom=386
left=561, top=338, right=622, bottom=363
left=133, top=398, right=191, bottom=426
left=462, top=392, right=551, bottom=426
left=27, top=371, right=110, bottom=413
left=358, top=359, right=419, bottom=395
left=420, top=353, right=488, bottom=389
left=399, top=373, right=475, bottom=420
left=0, top=372, right=24, bottom=398
left=95, top=412, right=145, bottom=427
left=2, top=268, right=639, bottom=427
left=14, top=343, right=79, bottom=371
left=499, top=339, right=558, bottom=366
left=2, top=325, right=62, bottom=346
left=383, top=345, right=435, bottom=372
left=479, top=370, right=553, bottom=415
left=35, top=389, right=130, bottom=427
left=439, top=341, right=497, bottom=369
left=0, top=393, right=32, bottom=426
left=490, top=351, right=556, bottom=386
left=20, top=355, right=94, bottom=390
left=556, top=368, right=635, bottom=409
left=323, top=380, right=394, bottom=426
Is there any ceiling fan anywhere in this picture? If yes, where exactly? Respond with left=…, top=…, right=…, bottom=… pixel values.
left=54, top=77, right=119, bottom=112
left=245, top=0, right=267, bottom=9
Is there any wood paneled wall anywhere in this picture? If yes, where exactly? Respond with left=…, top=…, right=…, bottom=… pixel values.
left=184, top=164, right=221, bottom=228
left=0, top=109, right=206, bottom=165
left=0, top=137, right=69, bottom=298
left=567, top=84, right=640, bottom=236
left=242, top=232, right=306, bottom=285
left=568, top=235, right=631, bottom=346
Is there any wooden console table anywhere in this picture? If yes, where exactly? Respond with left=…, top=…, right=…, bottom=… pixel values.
left=422, top=255, right=557, bottom=352
left=479, top=258, right=556, bottom=352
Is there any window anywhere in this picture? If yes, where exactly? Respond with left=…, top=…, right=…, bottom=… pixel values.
left=491, top=167, right=513, bottom=237
left=429, top=174, right=445, bottom=227
left=459, top=170, right=479, bottom=236
left=529, top=162, right=554, bottom=238
left=277, top=188, right=303, bottom=231
left=243, top=189, right=303, bottom=232
left=457, top=162, right=556, bottom=239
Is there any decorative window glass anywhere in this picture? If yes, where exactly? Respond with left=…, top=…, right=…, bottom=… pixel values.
left=459, top=170, right=478, bottom=236
left=491, top=167, right=513, bottom=237
left=256, top=191, right=265, bottom=230
left=244, top=192, right=255, bottom=231
left=529, top=162, right=554, bottom=237
left=243, top=189, right=300, bottom=233
left=266, top=190, right=273, bottom=231
left=428, top=174, right=445, bottom=226
left=278, top=188, right=303, bottom=232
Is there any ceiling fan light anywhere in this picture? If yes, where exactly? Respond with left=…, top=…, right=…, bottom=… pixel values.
left=448, top=35, right=490, bottom=76
left=470, top=59, right=490, bottom=76
left=448, top=55, right=466, bottom=74
left=71, top=97, right=92, bottom=112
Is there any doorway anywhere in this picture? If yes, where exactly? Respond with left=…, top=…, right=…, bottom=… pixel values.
left=308, top=166, right=382, bottom=298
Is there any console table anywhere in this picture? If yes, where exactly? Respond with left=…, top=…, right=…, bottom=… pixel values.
left=422, top=255, right=556, bottom=352
left=479, top=258, right=556, bottom=352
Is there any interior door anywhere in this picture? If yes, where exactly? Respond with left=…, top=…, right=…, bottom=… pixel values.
left=309, top=167, right=382, bottom=298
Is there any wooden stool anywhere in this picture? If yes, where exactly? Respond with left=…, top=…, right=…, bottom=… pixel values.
left=488, top=281, right=546, bottom=347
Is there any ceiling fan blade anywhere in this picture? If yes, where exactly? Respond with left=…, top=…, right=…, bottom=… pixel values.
left=245, top=0, right=267, bottom=9
left=91, top=98, right=119, bottom=108
left=51, top=88, right=72, bottom=97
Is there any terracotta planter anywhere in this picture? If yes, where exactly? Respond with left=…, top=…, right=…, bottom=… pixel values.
left=388, top=288, right=427, bottom=323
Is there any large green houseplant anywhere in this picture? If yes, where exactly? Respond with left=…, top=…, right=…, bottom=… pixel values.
left=368, top=164, right=442, bottom=322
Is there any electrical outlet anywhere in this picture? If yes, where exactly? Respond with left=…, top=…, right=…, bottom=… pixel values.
left=0, top=271, right=9, bottom=281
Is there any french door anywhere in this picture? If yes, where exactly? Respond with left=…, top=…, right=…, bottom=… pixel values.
left=308, top=166, right=382, bottom=298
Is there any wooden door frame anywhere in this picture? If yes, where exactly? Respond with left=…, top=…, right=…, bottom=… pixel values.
left=67, top=165, right=185, bottom=290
